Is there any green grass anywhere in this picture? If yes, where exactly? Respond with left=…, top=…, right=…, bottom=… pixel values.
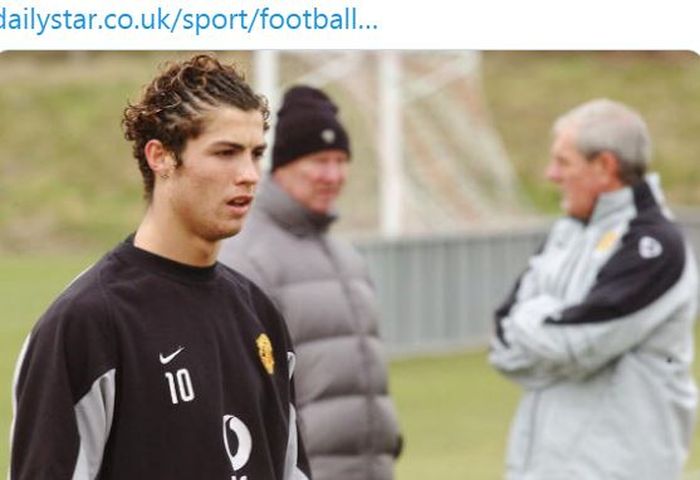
left=0, top=253, right=101, bottom=475
left=392, top=346, right=700, bottom=479
left=3, top=254, right=700, bottom=478
left=391, top=352, right=519, bottom=479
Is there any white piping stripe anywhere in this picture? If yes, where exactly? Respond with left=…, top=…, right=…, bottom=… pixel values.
left=8, top=263, right=97, bottom=480
left=71, top=369, right=116, bottom=480
left=283, top=351, right=309, bottom=480
left=7, top=334, right=32, bottom=480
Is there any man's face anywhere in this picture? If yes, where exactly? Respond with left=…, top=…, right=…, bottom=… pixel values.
left=165, top=106, right=265, bottom=242
left=546, top=128, right=609, bottom=221
left=273, top=149, right=349, bottom=214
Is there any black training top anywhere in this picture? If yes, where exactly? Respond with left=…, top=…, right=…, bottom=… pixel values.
left=10, top=236, right=311, bottom=479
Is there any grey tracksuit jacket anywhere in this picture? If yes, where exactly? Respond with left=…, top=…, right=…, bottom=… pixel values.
left=220, top=178, right=402, bottom=480
left=490, top=174, right=698, bottom=480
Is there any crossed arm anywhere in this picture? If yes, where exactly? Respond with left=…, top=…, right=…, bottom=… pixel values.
left=490, top=223, right=692, bottom=389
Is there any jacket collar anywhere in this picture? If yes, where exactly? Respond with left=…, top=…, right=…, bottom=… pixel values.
left=588, top=173, right=665, bottom=225
left=254, top=176, right=337, bottom=236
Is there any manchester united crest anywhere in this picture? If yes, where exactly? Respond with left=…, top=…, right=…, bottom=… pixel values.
left=256, top=333, right=275, bottom=374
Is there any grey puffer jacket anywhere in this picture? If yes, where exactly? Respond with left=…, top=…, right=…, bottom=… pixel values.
left=219, top=178, right=402, bottom=480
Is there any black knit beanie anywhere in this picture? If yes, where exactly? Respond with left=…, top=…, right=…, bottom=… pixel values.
left=271, top=85, right=351, bottom=171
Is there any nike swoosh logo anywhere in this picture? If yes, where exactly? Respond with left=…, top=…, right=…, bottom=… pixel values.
left=159, top=346, right=185, bottom=365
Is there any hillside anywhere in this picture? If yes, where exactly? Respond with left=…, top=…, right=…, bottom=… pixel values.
left=1, top=51, right=698, bottom=252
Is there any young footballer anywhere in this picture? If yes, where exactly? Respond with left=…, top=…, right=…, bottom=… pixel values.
left=9, top=54, right=310, bottom=480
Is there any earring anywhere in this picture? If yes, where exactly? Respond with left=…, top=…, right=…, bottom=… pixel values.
left=160, top=172, right=170, bottom=180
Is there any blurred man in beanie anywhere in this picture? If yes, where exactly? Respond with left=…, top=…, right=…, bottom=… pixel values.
left=490, top=99, right=698, bottom=479
left=220, top=85, right=402, bottom=480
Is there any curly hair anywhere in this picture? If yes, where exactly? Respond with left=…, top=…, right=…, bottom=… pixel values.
left=123, top=54, right=270, bottom=200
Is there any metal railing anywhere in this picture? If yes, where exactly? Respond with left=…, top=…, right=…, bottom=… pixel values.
left=355, top=216, right=700, bottom=356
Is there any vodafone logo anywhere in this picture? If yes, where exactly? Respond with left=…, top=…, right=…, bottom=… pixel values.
left=222, top=415, right=252, bottom=478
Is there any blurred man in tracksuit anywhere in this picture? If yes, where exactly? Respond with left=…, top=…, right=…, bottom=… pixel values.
left=491, top=98, right=698, bottom=480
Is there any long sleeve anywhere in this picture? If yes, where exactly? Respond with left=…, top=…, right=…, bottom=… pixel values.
left=10, top=288, right=116, bottom=480
left=491, top=216, right=696, bottom=386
